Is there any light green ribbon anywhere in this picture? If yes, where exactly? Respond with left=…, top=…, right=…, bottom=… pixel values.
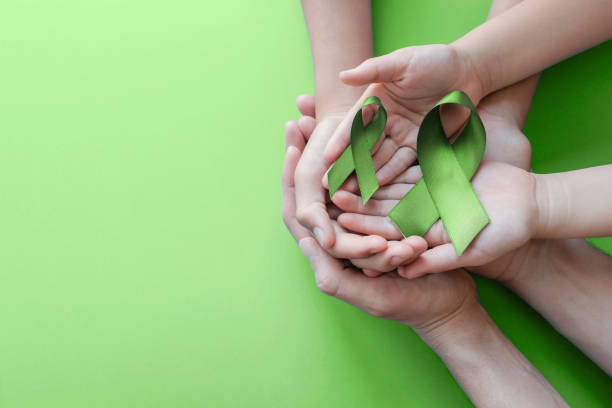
left=328, top=96, right=387, bottom=204
left=388, top=90, right=489, bottom=256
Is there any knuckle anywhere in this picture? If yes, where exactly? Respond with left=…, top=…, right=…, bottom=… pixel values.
left=368, top=298, right=397, bottom=319
left=315, top=274, right=338, bottom=297
left=295, top=206, right=312, bottom=225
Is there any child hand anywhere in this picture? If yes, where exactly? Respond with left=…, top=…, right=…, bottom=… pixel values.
left=334, top=161, right=538, bottom=279
left=323, top=44, right=486, bottom=188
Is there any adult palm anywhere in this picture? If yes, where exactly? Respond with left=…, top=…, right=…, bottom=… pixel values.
left=282, top=109, right=479, bottom=330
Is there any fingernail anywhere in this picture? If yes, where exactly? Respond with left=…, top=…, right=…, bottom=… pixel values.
left=313, top=228, right=325, bottom=247
left=299, top=238, right=318, bottom=264
left=391, top=256, right=402, bottom=266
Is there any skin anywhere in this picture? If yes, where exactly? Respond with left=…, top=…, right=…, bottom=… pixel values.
left=453, top=0, right=612, bottom=97
left=282, top=114, right=567, bottom=407
left=325, top=0, right=612, bottom=188
left=338, top=163, right=612, bottom=279
left=330, top=104, right=612, bottom=378
left=295, top=0, right=377, bottom=250
left=290, top=0, right=610, bottom=401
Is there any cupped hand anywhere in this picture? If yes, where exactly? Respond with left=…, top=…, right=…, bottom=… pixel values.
left=335, top=160, right=538, bottom=279
left=323, top=44, right=485, bottom=188
left=287, top=95, right=426, bottom=274
left=282, top=108, right=480, bottom=331
left=329, top=83, right=536, bottom=275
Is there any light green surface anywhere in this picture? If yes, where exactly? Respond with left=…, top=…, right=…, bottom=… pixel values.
left=0, top=1, right=610, bottom=406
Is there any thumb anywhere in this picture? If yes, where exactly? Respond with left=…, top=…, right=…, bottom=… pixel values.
left=340, top=50, right=407, bottom=86
left=398, top=244, right=462, bottom=279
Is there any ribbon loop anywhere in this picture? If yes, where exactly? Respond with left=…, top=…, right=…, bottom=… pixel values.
left=388, top=90, right=489, bottom=255
left=328, top=96, right=387, bottom=204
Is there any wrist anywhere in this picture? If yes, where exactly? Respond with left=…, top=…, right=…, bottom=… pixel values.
left=314, top=86, right=367, bottom=124
left=501, top=239, right=550, bottom=291
left=449, top=42, right=489, bottom=104
left=534, top=172, right=559, bottom=238
left=415, top=295, right=486, bottom=351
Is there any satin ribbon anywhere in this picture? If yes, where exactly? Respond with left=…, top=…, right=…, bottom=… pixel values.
left=388, top=90, right=489, bottom=256
left=328, top=96, right=387, bottom=204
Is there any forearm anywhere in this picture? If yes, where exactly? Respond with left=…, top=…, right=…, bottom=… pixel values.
left=482, top=0, right=541, bottom=130
left=454, top=0, right=612, bottom=98
left=301, top=0, right=373, bottom=120
left=419, top=301, right=567, bottom=407
left=535, top=165, right=612, bottom=238
left=506, top=239, right=612, bottom=375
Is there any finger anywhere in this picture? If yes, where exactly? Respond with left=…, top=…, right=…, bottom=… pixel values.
left=397, top=244, right=463, bottom=279
left=385, top=112, right=419, bottom=151
left=339, top=50, right=408, bottom=86
left=326, top=222, right=387, bottom=259
left=363, top=269, right=384, bottom=278
left=296, top=94, right=316, bottom=117
left=374, top=147, right=417, bottom=186
left=372, top=183, right=412, bottom=200
left=298, top=116, right=316, bottom=140
left=285, top=121, right=305, bottom=152
left=393, top=165, right=422, bottom=184
left=350, top=237, right=427, bottom=273
left=299, top=237, right=399, bottom=315
left=282, top=146, right=310, bottom=242
left=299, top=237, right=355, bottom=298
left=331, top=190, right=397, bottom=216
left=294, top=121, right=339, bottom=248
left=422, top=220, right=450, bottom=247
left=337, top=213, right=403, bottom=240
left=330, top=137, right=399, bottom=193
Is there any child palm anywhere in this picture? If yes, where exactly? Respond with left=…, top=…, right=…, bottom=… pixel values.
left=333, top=160, right=538, bottom=279
left=324, top=44, right=483, bottom=188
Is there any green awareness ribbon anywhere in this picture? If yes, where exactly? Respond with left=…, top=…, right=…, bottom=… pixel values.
left=328, top=96, right=387, bottom=204
left=388, top=90, right=489, bottom=256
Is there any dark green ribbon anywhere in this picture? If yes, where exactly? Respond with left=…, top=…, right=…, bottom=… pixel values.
left=328, top=96, right=387, bottom=204
left=388, top=90, right=489, bottom=255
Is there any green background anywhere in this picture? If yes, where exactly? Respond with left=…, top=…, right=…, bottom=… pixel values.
left=0, top=0, right=610, bottom=406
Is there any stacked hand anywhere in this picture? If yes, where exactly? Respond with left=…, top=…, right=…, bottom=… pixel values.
left=283, top=100, right=479, bottom=331
left=295, top=45, right=486, bottom=261
left=290, top=91, right=538, bottom=285
left=286, top=43, right=549, bottom=326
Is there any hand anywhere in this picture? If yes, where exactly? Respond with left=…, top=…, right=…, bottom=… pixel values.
left=329, top=84, right=536, bottom=275
left=288, top=95, right=426, bottom=274
left=282, top=109, right=480, bottom=331
left=323, top=44, right=485, bottom=188
left=335, top=160, right=538, bottom=279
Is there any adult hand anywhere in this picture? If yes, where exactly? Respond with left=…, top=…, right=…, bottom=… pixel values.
left=289, top=95, right=428, bottom=273
left=282, top=107, right=479, bottom=330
